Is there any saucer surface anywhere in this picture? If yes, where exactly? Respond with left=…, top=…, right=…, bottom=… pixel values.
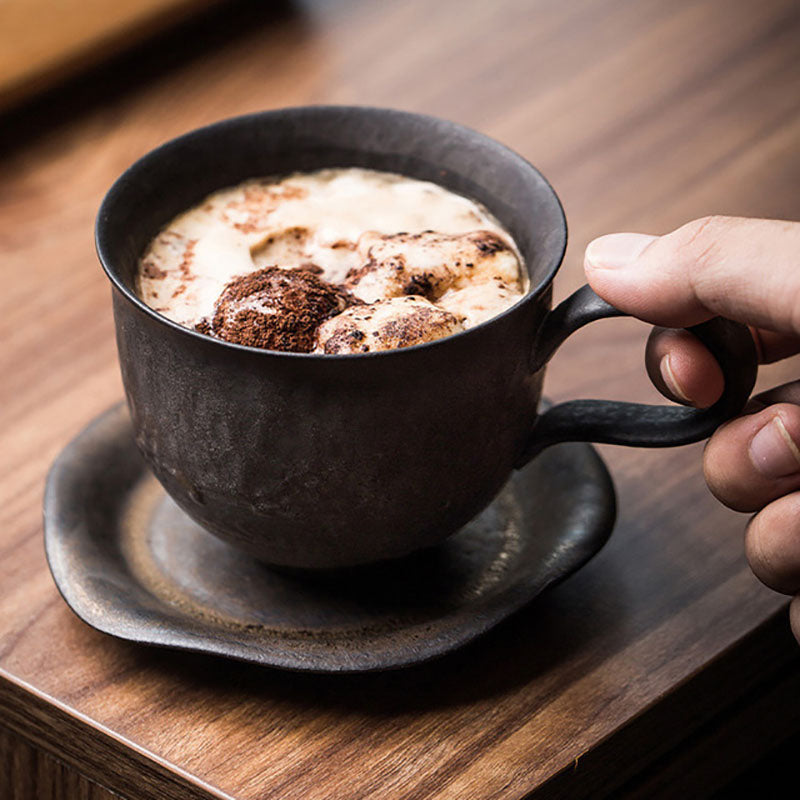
left=44, top=403, right=615, bottom=672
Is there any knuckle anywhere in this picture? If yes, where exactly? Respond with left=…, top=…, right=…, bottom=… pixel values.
left=674, top=215, right=727, bottom=273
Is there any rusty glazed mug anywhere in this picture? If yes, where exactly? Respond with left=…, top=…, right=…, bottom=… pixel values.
left=96, top=107, right=757, bottom=568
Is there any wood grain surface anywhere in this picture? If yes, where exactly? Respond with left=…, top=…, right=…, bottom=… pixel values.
left=0, top=726, right=119, bottom=800
left=2, top=0, right=800, bottom=798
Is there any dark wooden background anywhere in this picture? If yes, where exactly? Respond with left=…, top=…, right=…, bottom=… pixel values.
left=2, top=0, right=800, bottom=797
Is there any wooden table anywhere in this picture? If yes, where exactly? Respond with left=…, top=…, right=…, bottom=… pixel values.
left=3, top=0, right=800, bottom=797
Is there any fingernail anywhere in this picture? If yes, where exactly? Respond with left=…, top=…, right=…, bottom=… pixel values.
left=749, top=417, right=800, bottom=479
left=585, top=233, right=658, bottom=269
left=660, top=354, right=691, bottom=403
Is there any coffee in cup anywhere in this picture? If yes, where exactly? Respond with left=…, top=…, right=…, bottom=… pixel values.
left=136, top=168, right=529, bottom=354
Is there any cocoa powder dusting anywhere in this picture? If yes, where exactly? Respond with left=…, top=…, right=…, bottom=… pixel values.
left=471, top=230, right=509, bottom=255
left=178, top=240, right=197, bottom=276
left=208, top=267, right=351, bottom=352
left=322, top=324, right=370, bottom=354
left=376, top=306, right=457, bottom=349
left=223, top=185, right=308, bottom=234
left=402, top=273, right=434, bottom=296
left=141, top=260, right=167, bottom=279
left=319, top=298, right=462, bottom=354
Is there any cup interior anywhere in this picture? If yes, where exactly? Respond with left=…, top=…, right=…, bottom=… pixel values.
left=96, top=106, right=567, bottom=311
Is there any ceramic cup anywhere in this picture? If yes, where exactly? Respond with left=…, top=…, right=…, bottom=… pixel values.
left=96, top=106, right=757, bottom=569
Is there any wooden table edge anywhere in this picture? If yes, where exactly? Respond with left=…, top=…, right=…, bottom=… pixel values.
left=2, top=604, right=797, bottom=800
left=539, top=606, right=799, bottom=798
left=0, top=667, right=232, bottom=800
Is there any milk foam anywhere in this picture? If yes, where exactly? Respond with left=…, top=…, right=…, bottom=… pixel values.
left=137, top=168, right=526, bottom=332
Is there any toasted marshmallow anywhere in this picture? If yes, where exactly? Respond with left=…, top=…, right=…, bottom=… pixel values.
left=315, top=296, right=464, bottom=354
left=344, top=230, right=522, bottom=304
left=438, top=280, right=522, bottom=327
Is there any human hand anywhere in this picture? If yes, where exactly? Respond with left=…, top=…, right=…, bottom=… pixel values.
left=584, top=216, right=800, bottom=639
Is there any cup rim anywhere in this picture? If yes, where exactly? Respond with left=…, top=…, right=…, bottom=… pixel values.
left=95, top=105, right=568, bottom=360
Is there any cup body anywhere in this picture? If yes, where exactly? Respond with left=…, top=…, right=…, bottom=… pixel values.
left=97, top=107, right=567, bottom=568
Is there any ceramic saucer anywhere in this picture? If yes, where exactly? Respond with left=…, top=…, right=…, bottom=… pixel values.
left=44, top=403, right=615, bottom=672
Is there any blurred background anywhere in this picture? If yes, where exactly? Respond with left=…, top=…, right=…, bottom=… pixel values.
left=5, top=0, right=799, bottom=396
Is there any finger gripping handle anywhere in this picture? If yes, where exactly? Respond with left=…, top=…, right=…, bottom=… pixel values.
left=517, top=285, right=758, bottom=467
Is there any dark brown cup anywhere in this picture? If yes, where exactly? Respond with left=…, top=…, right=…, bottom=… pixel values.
left=96, top=106, right=757, bottom=569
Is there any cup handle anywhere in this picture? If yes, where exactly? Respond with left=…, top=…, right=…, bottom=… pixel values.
left=516, top=284, right=758, bottom=467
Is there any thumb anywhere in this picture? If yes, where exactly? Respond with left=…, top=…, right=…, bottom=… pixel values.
left=584, top=216, right=800, bottom=333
